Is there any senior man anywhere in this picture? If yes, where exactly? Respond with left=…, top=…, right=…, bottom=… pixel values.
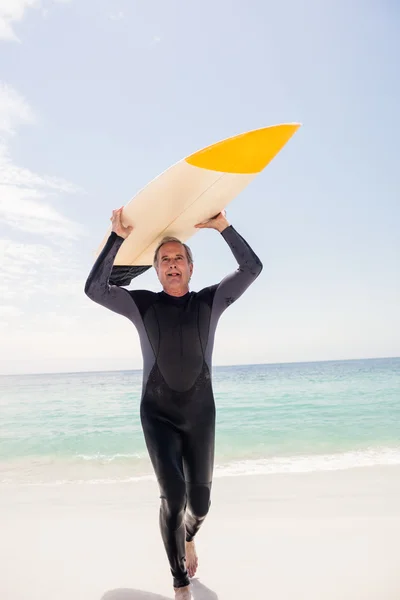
left=84, top=207, right=262, bottom=599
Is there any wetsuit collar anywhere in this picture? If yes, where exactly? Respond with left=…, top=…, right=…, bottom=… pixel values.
left=160, top=290, right=191, bottom=304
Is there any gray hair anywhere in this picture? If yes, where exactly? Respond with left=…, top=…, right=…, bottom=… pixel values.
left=153, top=236, right=194, bottom=267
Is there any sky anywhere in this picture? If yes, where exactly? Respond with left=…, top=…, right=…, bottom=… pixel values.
left=0, top=0, right=399, bottom=375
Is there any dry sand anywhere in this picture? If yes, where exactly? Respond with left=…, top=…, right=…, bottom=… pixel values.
left=1, top=465, right=399, bottom=599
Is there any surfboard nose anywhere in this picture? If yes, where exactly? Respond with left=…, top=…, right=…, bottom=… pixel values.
left=185, top=123, right=301, bottom=175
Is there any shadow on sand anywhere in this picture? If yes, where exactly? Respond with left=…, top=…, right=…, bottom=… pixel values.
left=101, top=578, right=218, bottom=600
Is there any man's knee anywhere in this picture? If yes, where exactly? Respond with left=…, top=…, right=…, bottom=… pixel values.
left=186, top=483, right=211, bottom=520
left=159, top=481, right=187, bottom=530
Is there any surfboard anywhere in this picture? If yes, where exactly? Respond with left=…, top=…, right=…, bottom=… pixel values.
left=96, top=123, right=301, bottom=285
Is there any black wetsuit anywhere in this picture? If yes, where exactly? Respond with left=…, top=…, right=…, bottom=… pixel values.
left=84, top=226, right=262, bottom=588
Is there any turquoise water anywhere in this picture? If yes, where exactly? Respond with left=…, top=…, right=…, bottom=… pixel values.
left=0, top=357, right=399, bottom=484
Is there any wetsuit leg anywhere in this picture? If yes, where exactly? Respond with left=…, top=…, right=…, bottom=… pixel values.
left=140, top=414, right=190, bottom=589
left=182, top=399, right=216, bottom=542
left=140, top=363, right=216, bottom=587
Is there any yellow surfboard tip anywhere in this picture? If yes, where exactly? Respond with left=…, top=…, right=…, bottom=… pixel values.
left=186, top=123, right=301, bottom=174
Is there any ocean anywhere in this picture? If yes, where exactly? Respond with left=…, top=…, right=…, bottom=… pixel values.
left=0, top=357, right=399, bottom=486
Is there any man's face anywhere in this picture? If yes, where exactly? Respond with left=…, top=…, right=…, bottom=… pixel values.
left=155, top=241, right=193, bottom=295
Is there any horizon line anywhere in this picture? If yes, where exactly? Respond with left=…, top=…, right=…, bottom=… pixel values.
left=0, top=355, right=398, bottom=377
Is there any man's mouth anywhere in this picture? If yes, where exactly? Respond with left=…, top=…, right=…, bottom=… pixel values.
left=167, top=272, right=181, bottom=278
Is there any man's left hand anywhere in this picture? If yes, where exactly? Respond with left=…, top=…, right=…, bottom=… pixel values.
left=194, top=210, right=230, bottom=233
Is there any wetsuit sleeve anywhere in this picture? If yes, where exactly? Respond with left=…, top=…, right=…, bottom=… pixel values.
left=84, top=231, right=139, bottom=319
left=211, top=225, right=263, bottom=317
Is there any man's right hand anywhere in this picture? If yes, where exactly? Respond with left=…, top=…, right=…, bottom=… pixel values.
left=110, top=207, right=133, bottom=239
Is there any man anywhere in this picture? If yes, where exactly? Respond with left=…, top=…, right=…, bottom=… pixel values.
left=84, top=206, right=262, bottom=599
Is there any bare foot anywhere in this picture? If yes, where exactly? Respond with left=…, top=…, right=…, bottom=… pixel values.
left=185, top=540, right=198, bottom=578
left=174, top=585, right=192, bottom=599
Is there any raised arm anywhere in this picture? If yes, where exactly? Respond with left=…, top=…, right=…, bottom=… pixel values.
left=84, top=207, right=137, bottom=318
left=195, top=211, right=263, bottom=317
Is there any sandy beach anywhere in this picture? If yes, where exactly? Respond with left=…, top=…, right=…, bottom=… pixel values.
left=1, top=465, right=399, bottom=599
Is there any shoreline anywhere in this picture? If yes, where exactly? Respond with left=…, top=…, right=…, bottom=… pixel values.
left=2, top=464, right=399, bottom=514
left=1, top=446, right=400, bottom=487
